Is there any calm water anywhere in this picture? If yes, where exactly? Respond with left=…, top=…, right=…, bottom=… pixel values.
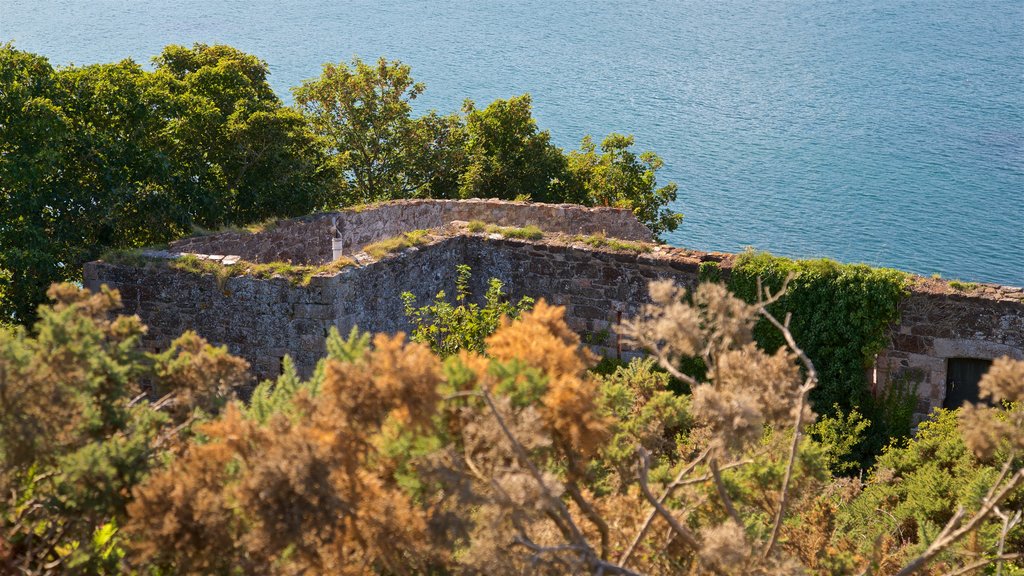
left=2, top=0, right=1022, bottom=284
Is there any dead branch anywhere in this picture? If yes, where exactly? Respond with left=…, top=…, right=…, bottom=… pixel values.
left=636, top=447, right=701, bottom=552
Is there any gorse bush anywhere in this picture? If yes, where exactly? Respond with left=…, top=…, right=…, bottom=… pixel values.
left=1, top=282, right=1021, bottom=575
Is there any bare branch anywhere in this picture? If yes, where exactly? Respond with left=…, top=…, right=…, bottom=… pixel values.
left=635, top=447, right=701, bottom=552
left=478, top=387, right=603, bottom=569
left=994, top=507, right=1021, bottom=576
left=710, top=458, right=742, bottom=526
left=619, top=447, right=711, bottom=566
left=758, top=278, right=818, bottom=558
left=942, top=553, right=1021, bottom=576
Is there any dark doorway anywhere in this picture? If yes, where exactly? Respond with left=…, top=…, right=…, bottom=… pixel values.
left=943, top=358, right=993, bottom=409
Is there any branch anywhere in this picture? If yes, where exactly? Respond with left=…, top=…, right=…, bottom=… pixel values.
left=635, top=447, right=701, bottom=552
left=895, top=468, right=1024, bottom=576
left=478, top=388, right=598, bottom=564
left=565, top=476, right=610, bottom=560
left=619, top=447, right=710, bottom=566
left=942, top=553, right=1021, bottom=576
left=994, top=506, right=1021, bottom=576
left=710, top=458, right=741, bottom=526
left=652, top=354, right=698, bottom=388
left=757, top=277, right=819, bottom=558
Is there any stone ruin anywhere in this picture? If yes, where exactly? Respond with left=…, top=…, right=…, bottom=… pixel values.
left=85, top=199, right=1024, bottom=421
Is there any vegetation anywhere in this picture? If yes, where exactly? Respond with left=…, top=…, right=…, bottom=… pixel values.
left=728, top=250, right=912, bottom=469
left=1, top=282, right=1020, bottom=575
left=577, top=232, right=653, bottom=253
left=1, top=44, right=681, bottom=325
left=361, top=229, right=430, bottom=259
left=401, top=264, right=534, bottom=356
left=103, top=252, right=356, bottom=287
left=0, top=43, right=331, bottom=325
left=949, top=280, right=979, bottom=292
left=293, top=57, right=466, bottom=203
left=568, top=134, right=682, bottom=236
left=465, top=221, right=545, bottom=240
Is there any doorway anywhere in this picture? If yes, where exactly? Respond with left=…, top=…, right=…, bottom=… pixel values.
left=943, top=358, right=993, bottom=409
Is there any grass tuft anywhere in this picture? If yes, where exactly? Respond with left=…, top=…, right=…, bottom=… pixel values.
left=948, top=280, right=979, bottom=292
left=575, top=232, right=652, bottom=253
left=485, top=224, right=543, bottom=240
left=362, top=230, right=431, bottom=259
left=169, top=254, right=354, bottom=287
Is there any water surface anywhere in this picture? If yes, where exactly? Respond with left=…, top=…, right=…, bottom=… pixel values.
left=2, top=0, right=1021, bottom=284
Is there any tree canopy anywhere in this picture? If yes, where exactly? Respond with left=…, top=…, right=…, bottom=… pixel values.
left=0, top=43, right=330, bottom=324
left=293, top=57, right=465, bottom=203
left=1, top=44, right=683, bottom=325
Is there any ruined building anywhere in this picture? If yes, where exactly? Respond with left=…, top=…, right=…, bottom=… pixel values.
left=85, top=199, right=1024, bottom=421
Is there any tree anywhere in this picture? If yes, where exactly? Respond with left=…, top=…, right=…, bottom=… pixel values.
left=0, top=44, right=330, bottom=325
left=459, top=94, right=579, bottom=203
left=294, top=57, right=465, bottom=204
left=568, top=133, right=682, bottom=237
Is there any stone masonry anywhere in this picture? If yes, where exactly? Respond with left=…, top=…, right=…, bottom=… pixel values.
left=84, top=199, right=1024, bottom=420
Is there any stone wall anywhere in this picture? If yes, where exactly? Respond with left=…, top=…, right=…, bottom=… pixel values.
left=86, top=200, right=1024, bottom=421
left=168, top=199, right=654, bottom=265
left=462, top=237, right=707, bottom=359
left=872, top=283, right=1024, bottom=420
left=85, top=238, right=469, bottom=381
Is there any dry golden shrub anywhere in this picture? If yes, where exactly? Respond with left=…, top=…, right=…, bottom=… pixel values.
left=127, top=334, right=445, bottom=574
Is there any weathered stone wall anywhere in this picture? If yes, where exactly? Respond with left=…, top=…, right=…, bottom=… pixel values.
left=84, top=238, right=469, bottom=381
left=167, top=199, right=653, bottom=265
left=86, top=200, right=1024, bottom=421
left=872, top=284, right=1024, bottom=420
left=462, top=237, right=707, bottom=359
left=84, top=261, right=338, bottom=383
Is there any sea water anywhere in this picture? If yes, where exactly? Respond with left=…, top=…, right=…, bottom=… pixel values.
left=2, top=0, right=1021, bottom=284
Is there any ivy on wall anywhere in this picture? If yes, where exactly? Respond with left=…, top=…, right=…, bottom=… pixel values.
left=728, top=251, right=911, bottom=467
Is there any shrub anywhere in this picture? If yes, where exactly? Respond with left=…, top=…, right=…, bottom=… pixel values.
left=401, top=264, right=534, bottom=356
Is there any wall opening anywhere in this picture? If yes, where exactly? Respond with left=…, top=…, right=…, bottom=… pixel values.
left=943, top=357, right=993, bottom=409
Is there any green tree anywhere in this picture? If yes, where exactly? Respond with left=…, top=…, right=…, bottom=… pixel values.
left=294, top=57, right=465, bottom=204
left=0, top=43, right=330, bottom=325
left=459, top=94, right=578, bottom=203
left=567, top=133, right=682, bottom=237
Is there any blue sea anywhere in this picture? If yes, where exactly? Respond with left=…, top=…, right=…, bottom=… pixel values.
left=2, top=0, right=1022, bottom=285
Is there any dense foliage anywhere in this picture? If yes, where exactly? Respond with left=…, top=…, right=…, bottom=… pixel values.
left=728, top=250, right=912, bottom=469
left=0, top=43, right=330, bottom=325
left=2, top=283, right=1021, bottom=575
left=1, top=45, right=681, bottom=326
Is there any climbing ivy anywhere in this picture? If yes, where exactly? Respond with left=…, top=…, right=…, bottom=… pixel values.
left=729, top=250, right=911, bottom=468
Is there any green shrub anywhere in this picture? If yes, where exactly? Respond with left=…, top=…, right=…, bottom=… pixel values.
left=698, top=261, right=722, bottom=283
left=728, top=250, right=910, bottom=469
left=401, top=264, right=534, bottom=356
left=807, top=405, right=870, bottom=475
left=836, top=408, right=1024, bottom=564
